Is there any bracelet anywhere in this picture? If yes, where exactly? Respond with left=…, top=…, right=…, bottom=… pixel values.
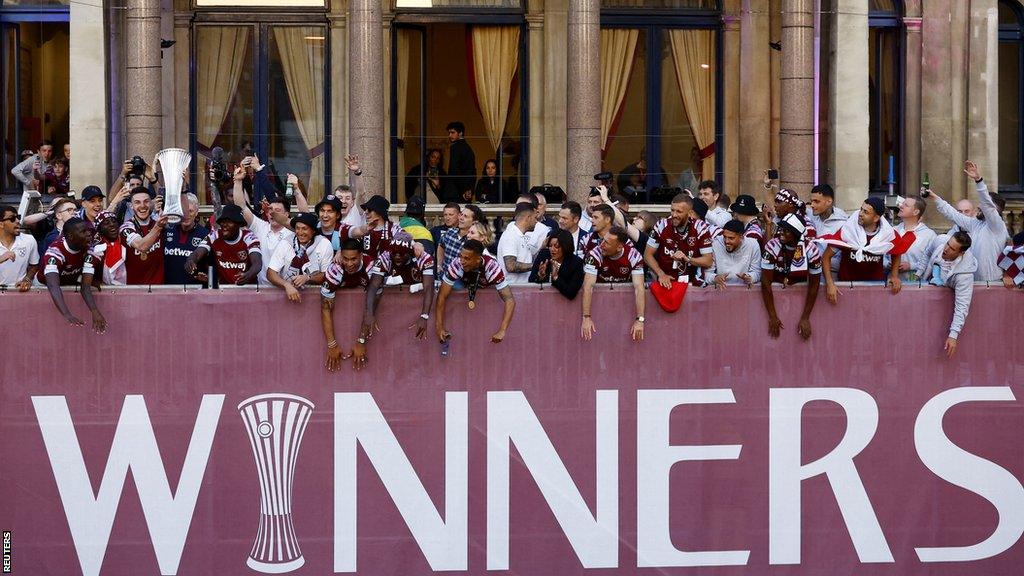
left=327, top=340, right=338, bottom=349
left=583, top=314, right=591, bottom=318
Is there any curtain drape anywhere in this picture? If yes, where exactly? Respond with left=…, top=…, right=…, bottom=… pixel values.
left=274, top=26, right=326, bottom=202
left=599, top=28, right=640, bottom=153
left=469, top=26, right=520, bottom=154
left=396, top=29, right=412, bottom=201
left=669, top=28, right=716, bottom=178
left=197, top=27, right=249, bottom=194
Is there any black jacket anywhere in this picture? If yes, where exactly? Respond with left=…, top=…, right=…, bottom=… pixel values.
left=529, top=249, right=585, bottom=300
left=447, top=139, right=476, bottom=202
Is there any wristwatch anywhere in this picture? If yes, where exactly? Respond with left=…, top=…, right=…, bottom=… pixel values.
left=636, top=316, right=645, bottom=323
left=357, top=337, right=367, bottom=345
left=420, top=313, right=429, bottom=320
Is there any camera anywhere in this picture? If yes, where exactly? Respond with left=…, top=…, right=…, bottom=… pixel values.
left=209, top=146, right=232, bottom=185
left=124, top=155, right=146, bottom=180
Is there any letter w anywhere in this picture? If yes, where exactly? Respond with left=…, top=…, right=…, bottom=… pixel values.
left=32, top=394, right=224, bottom=576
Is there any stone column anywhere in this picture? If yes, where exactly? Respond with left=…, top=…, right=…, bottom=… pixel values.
left=967, top=0, right=999, bottom=193
left=527, top=11, right=545, bottom=191
left=330, top=9, right=349, bottom=195
left=779, top=0, right=815, bottom=197
left=349, top=0, right=384, bottom=199
left=125, top=0, right=163, bottom=162
left=740, top=0, right=773, bottom=202
left=829, top=0, right=869, bottom=210
left=566, top=0, right=600, bottom=203
left=902, top=16, right=922, bottom=196
left=69, top=0, right=108, bottom=191
left=542, top=0, right=568, bottom=188
left=721, top=9, right=741, bottom=199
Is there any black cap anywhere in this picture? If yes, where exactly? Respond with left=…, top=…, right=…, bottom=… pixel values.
left=594, top=171, right=613, bottom=181
left=405, top=194, right=426, bottom=217
left=730, top=194, right=760, bottom=216
left=314, top=194, right=343, bottom=214
left=360, top=195, right=390, bottom=218
left=691, top=198, right=709, bottom=220
left=864, top=196, right=887, bottom=217
left=291, top=212, right=318, bottom=231
left=81, top=186, right=104, bottom=201
left=217, top=204, right=246, bottom=225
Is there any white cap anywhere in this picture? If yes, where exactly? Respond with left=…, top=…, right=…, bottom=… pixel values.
left=781, top=213, right=805, bottom=236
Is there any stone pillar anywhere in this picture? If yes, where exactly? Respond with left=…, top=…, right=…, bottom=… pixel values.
left=330, top=9, right=349, bottom=196
left=349, top=0, right=384, bottom=199
left=902, top=16, right=922, bottom=197
left=125, top=0, right=163, bottom=162
left=721, top=8, right=741, bottom=199
left=779, top=0, right=815, bottom=197
left=829, top=0, right=869, bottom=210
left=542, top=0, right=568, bottom=188
left=967, top=0, right=999, bottom=193
left=740, top=0, right=773, bottom=202
left=69, top=0, right=108, bottom=191
left=526, top=11, right=545, bottom=190
left=566, top=0, right=600, bottom=203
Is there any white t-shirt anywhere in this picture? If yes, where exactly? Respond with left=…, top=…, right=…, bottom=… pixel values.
left=496, top=222, right=534, bottom=284
left=526, top=222, right=551, bottom=254
left=341, top=206, right=367, bottom=227
left=248, top=216, right=295, bottom=285
left=0, top=233, right=39, bottom=285
left=268, top=235, right=334, bottom=282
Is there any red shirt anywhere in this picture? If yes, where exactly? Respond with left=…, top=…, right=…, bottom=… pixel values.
left=198, top=229, right=262, bottom=285
left=584, top=243, right=644, bottom=283
left=760, top=238, right=823, bottom=284
left=646, top=217, right=713, bottom=283
left=119, top=218, right=164, bottom=285
left=320, top=256, right=373, bottom=299
left=369, top=250, right=435, bottom=285
left=442, top=254, right=508, bottom=290
left=36, top=237, right=97, bottom=285
left=837, top=232, right=887, bottom=281
left=339, top=221, right=405, bottom=261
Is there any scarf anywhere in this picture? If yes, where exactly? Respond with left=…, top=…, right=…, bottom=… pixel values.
left=815, top=212, right=915, bottom=262
left=998, top=244, right=1024, bottom=286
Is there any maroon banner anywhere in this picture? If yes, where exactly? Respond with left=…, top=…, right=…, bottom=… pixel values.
left=0, top=286, right=1022, bottom=576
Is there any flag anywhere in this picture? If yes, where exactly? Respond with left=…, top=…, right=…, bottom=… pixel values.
left=815, top=212, right=916, bottom=260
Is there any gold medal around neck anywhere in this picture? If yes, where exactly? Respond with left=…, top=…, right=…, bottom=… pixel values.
left=139, top=252, right=148, bottom=261
left=468, top=300, right=476, bottom=310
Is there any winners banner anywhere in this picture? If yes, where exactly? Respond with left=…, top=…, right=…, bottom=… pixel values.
left=0, top=287, right=1022, bottom=575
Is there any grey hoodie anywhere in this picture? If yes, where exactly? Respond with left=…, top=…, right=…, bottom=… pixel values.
left=920, top=244, right=979, bottom=340
left=933, top=180, right=1008, bottom=282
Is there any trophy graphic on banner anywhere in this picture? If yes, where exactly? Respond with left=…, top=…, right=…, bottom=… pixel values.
left=238, top=393, right=315, bottom=574
left=154, top=147, right=191, bottom=224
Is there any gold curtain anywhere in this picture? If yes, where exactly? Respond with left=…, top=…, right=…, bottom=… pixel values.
left=273, top=27, right=326, bottom=202
left=669, top=29, right=716, bottom=178
left=599, top=28, right=640, bottom=152
left=197, top=27, right=249, bottom=178
left=396, top=29, right=412, bottom=201
left=469, top=26, right=520, bottom=154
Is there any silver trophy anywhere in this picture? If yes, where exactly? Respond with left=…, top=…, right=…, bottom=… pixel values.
left=154, top=147, right=191, bottom=224
left=238, top=393, right=315, bottom=574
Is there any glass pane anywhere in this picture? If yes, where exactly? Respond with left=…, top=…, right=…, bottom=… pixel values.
left=395, top=0, right=522, bottom=9
left=602, top=28, right=646, bottom=201
left=398, top=23, right=523, bottom=204
left=1000, top=1, right=1020, bottom=28
left=868, top=27, right=898, bottom=193
left=396, top=27, right=424, bottom=203
left=268, top=26, right=326, bottom=202
left=660, top=28, right=715, bottom=196
left=1, top=0, right=68, bottom=6
left=869, top=0, right=896, bottom=14
left=601, top=0, right=714, bottom=8
left=195, top=25, right=254, bottom=203
left=999, top=41, right=1020, bottom=187
left=3, top=26, right=17, bottom=193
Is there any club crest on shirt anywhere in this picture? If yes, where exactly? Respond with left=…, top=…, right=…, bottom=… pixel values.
left=192, top=237, right=203, bottom=247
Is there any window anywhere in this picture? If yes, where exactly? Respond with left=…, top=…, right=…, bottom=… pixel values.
left=599, top=20, right=719, bottom=203
left=391, top=22, right=526, bottom=203
left=1000, top=0, right=1023, bottom=193
left=192, top=22, right=330, bottom=202
left=868, top=0, right=902, bottom=196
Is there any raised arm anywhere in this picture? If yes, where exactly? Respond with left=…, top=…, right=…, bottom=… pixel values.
left=346, top=155, right=367, bottom=205
left=492, top=285, right=515, bottom=343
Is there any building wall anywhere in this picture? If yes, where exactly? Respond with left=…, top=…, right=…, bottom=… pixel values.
left=91, top=0, right=1018, bottom=227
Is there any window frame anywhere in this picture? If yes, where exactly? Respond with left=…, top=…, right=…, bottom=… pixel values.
left=867, top=0, right=904, bottom=198
left=388, top=14, right=529, bottom=203
left=999, top=0, right=1024, bottom=196
left=189, top=15, right=332, bottom=200
left=599, top=11, right=723, bottom=198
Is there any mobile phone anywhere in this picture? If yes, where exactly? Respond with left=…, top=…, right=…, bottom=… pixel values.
left=921, top=172, right=931, bottom=198
left=242, top=157, right=253, bottom=167
left=767, top=169, right=779, bottom=180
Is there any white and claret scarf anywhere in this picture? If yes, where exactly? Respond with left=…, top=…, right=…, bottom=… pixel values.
left=815, top=212, right=916, bottom=261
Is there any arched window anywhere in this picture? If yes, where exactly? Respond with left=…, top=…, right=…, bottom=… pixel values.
left=868, top=0, right=903, bottom=195
left=999, top=0, right=1023, bottom=194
